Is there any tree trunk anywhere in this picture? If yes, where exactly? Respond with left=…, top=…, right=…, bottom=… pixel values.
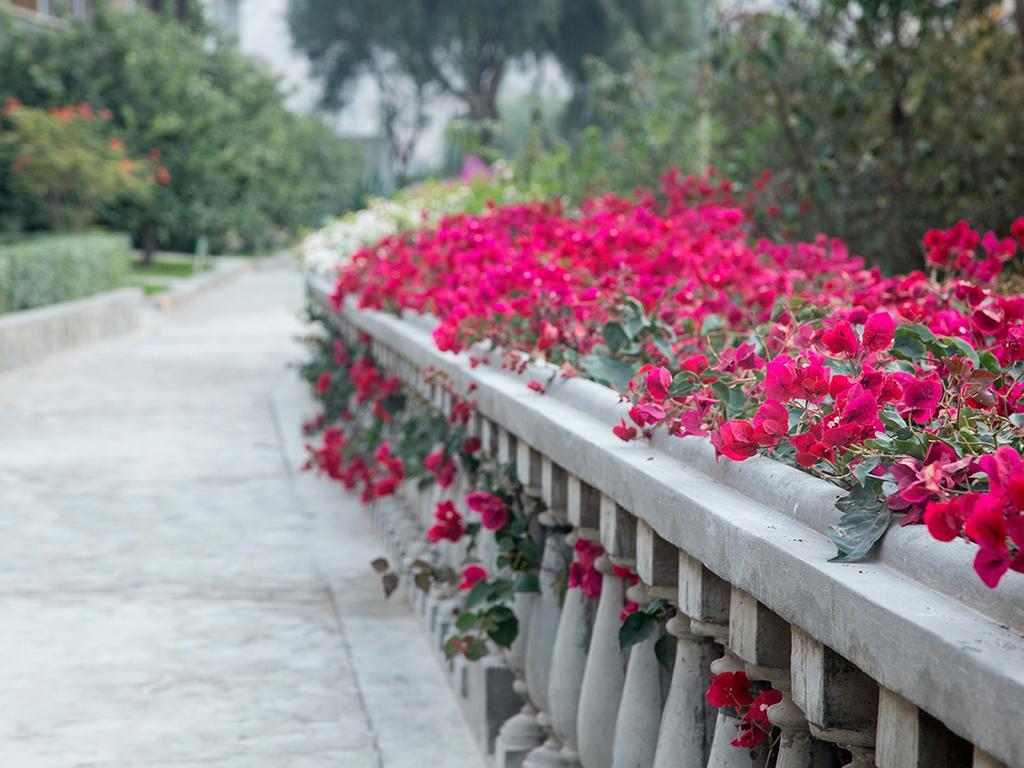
left=141, top=222, right=158, bottom=267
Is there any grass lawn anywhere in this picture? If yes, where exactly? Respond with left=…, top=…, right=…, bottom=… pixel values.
left=130, top=252, right=214, bottom=279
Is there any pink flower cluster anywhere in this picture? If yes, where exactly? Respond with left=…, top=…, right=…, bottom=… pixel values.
left=327, top=169, right=1024, bottom=588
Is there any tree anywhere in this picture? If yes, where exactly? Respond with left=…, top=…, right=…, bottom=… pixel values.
left=0, top=6, right=364, bottom=257
left=287, top=0, right=678, bottom=175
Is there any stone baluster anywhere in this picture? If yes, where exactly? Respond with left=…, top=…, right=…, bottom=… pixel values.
left=875, top=688, right=973, bottom=768
left=494, top=436, right=545, bottom=768
left=677, top=553, right=758, bottom=768
left=790, top=627, right=878, bottom=768
left=524, top=458, right=575, bottom=768
left=607, top=518, right=677, bottom=768
left=541, top=474, right=602, bottom=765
left=729, top=587, right=832, bottom=768
left=611, top=577, right=664, bottom=768
left=576, top=497, right=634, bottom=768
left=640, top=531, right=719, bottom=768
left=972, top=749, right=1008, bottom=768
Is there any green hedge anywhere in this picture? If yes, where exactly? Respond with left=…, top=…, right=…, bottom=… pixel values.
left=0, top=233, right=131, bottom=313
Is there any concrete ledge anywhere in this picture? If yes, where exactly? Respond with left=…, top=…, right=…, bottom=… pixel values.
left=0, top=287, right=144, bottom=373
left=153, top=258, right=250, bottom=313
left=309, top=277, right=1024, bottom=768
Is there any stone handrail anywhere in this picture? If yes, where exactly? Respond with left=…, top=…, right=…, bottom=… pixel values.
left=309, top=277, right=1024, bottom=768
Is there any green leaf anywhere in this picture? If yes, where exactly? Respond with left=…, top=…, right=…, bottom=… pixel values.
left=928, top=336, right=979, bottom=366
left=618, top=610, right=658, bottom=650
left=851, top=456, right=881, bottom=484
left=485, top=606, right=518, bottom=647
left=655, top=632, right=677, bottom=672
left=667, top=372, right=694, bottom=399
left=828, top=484, right=893, bottom=563
left=603, top=322, right=629, bottom=354
left=465, top=638, right=489, bottom=661
left=513, top=572, right=540, bottom=593
left=455, top=611, right=479, bottom=631
left=892, top=325, right=928, bottom=360
left=700, top=314, right=724, bottom=335
left=579, top=352, right=637, bottom=391
left=464, top=579, right=495, bottom=609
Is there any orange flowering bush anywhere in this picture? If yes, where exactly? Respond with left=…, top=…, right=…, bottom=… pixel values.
left=0, top=100, right=168, bottom=231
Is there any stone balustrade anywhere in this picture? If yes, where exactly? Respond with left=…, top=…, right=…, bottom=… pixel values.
left=310, top=279, right=1024, bottom=768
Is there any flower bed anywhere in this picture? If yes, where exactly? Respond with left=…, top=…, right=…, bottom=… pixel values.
left=0, top=232, right=132, bottom=313
left=316, top=170, right=1024, bottom=589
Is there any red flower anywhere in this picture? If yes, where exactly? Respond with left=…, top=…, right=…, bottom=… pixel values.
left=705, top=671, right=754, bottom=708
left=426, top=500, right=465, bottom=543
left=528, top=379, right=546, bottom=394
left=424, top=449, right=456, bottom=488
left=900, top=378, right=943, bottom=424
left=644, top=366, right=672, bottom=401
left=568, top=539, right=604, bottom=598
left=631, top=402, right=667, bottom=426
left=732, top=689, right=782, bottom=748
left=462, top=436, right=482, bottom=454
left=821, top=319, right=859, bottom=357
left=459, top=564, right=487, bottom=590
left=315, top=371, right=332, bottom=396
left=924, top=497, right=971, bottom=542
left=711, top=420, right=759, bottom=461
left=613, top=419, right=638, bottom=441
left=861, top=312, right=895, bottom=354
left=466, top=491, right=509, bottom=530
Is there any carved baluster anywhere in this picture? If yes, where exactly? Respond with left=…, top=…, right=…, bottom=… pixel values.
left=545, top=475, right=602, bottom=764
left=729, top=587, right=832, bottom=768
left=876, top=688, right=972, bottom=768
left=494, top=433, right=544, bottom=768
left=678, top=553, right=757, bottom=768
left=495, top=589, right=545, bottom=768
left=576, top=497, right=634, bottom=768
left=524, top=458, right=574, bottom=768
left=790, top=627, right=878, bottom=768
left=641, top=532, right=718, bottom=768
left=607, top=519, right=675, bottom=768
left=612, top=578, right=664, bottom=768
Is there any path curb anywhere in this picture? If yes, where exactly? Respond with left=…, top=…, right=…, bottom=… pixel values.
left=0, top=287, right=144, bottom=373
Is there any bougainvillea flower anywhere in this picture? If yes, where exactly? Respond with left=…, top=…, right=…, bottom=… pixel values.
left=568, top=539, right=604, bottom=598
left=466, top=491, right=509, bottom=530
left=315, top=371, right=332, bottom=396
left=426, top=500, right=465, bottom=543
left=900, top=378, right=943, bottom=424
left=613, top=419, right=638, bottom=441
left=458, top=564, right=488, bottom=590
left=705, top=671, right=755, bottom=708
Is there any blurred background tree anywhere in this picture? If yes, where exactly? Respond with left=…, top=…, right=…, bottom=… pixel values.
left=287, top=0, right=683, bottom=179
left=0, top=3, right=364, bottom=258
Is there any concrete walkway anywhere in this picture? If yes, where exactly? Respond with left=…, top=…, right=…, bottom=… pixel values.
left=0, top=269, right=481, bottom=768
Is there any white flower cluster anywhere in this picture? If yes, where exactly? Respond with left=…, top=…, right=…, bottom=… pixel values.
left=296, top=164, right=522, bottom=276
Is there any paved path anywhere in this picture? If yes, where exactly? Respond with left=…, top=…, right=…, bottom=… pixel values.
left=0, top=268, right=481, bottom=768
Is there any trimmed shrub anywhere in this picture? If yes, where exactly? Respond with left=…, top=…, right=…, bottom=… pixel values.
left=0, top=232, right=131, bottom=313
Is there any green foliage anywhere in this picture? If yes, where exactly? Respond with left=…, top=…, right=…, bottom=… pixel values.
left=0, top=232, right=131, bottom=313
left=0, top=7, right=364, bottom=253
left=517, top=4, right=1024, bottom=273
left=0, top=103, right=153, bottom=232
left=828, top=483, right=893, bottom=563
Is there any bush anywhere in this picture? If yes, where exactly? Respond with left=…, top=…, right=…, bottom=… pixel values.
left=0, top=101, right=157, bottom=232
left=0, top=7, right=364, bottom=254
left=0, top=232, right=131, bottom=313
